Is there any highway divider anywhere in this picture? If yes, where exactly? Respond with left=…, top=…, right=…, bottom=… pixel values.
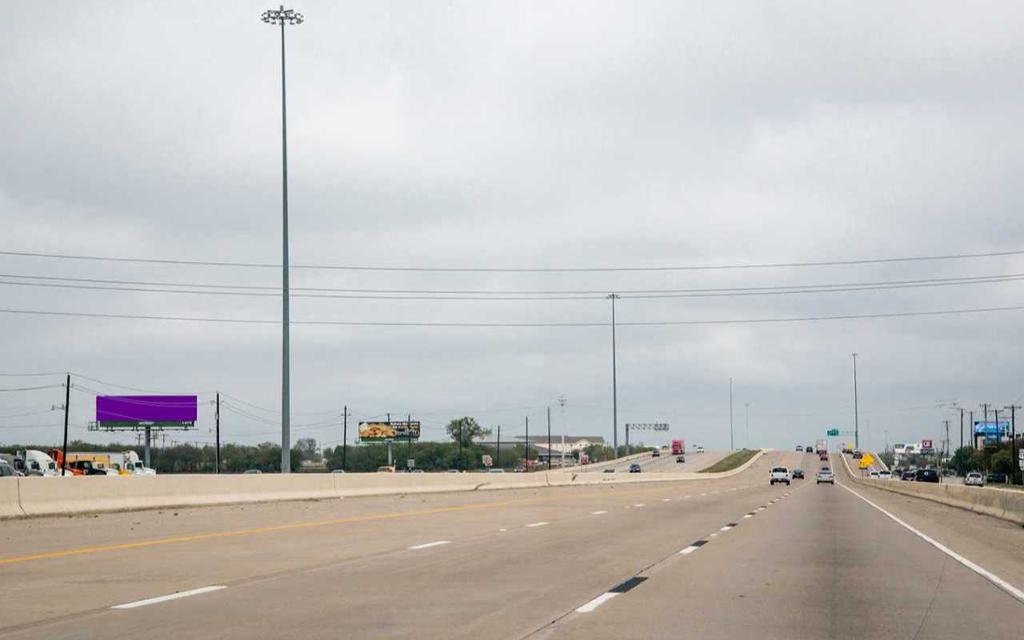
left=839, top=453, right=1024, bottom=527
left=0, top=449, right=767, bottom=519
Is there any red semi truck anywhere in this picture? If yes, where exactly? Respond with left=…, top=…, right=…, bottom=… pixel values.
left=671, top=439, right=685, bottom=455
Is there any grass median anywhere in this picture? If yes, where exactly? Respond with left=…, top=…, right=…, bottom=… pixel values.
left=699, top=449, right=758, bottom=473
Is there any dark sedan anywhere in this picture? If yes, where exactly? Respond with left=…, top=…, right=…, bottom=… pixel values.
left=915, top=469, right=940, bottom=483
left=792, top=469, right=805, bottom=479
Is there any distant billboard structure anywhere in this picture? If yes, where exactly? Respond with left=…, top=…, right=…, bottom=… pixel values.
left=89, top=395, right=199, bottom=468
left=358, top=421, right=420, bottom=442
left=974, top=420, right=1009, bottom=446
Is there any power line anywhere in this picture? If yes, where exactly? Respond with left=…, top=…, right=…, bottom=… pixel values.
left=2, top=304, right=1024, bottom=327
left=0, top=384, right=64, bottom=393
left=3, top=271, right=1024, bottom=300
left=0, top=371, right=66, bottom=378
left=2, top=247, right=1022, bottom=273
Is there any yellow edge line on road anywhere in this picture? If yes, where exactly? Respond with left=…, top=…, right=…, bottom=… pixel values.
left=0, top=468, right=779, bottom=566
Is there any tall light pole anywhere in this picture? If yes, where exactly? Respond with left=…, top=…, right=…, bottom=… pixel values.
left=607, top=294, right=620, bottom=458
left=262, top=5, right=303, bottom=473
left=852, top=353, right=859, bottom=449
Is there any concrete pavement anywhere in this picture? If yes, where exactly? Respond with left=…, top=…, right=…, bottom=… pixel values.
left=1, top=449, right=1020, bottom=639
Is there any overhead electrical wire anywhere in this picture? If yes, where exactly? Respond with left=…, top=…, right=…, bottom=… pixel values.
left=2, top=304, right=1024, bottom=327
left=2, top=271, right=1024, bottom=300
left=2, top=248, right=1022, bottom=273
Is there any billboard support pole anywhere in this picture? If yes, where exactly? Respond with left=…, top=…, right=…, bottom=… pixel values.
left=547, top=407, right=552, bottom=470
left=144, top=426, right=151, bottom=469
left=496, top=425, right=501, bottom=469
left=215, top=392, right=221, bottom=474
left=524, top=416, right=529, bottom=471
left=61, top=373, right=70, bottom=476
left=342, top=406, right=348, bottom=472
left=969, top=410, right=974, bottom=449
left=407, top=413, right=412, bottom=466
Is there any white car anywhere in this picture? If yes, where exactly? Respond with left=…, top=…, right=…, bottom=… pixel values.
left=769, top=467, right=790, bottom=485
left=877, top=471, right=892, bottom=480
left=964, top=471, right=984, bottom=487
left=816, top=469, right=835, bottom=484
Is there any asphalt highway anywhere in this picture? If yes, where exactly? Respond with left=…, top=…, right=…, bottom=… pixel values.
left=1, top=450, right=1021, bottom=639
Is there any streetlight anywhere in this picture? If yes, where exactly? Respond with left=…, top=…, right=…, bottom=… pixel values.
left=851, top=353, right=859, bottom=449
left=607, top=293, right=620, bottom=458
left=261, top=5, right=304, bottom=473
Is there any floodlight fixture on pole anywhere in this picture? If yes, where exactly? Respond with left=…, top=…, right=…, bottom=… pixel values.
left=261, top=5, right=303, bottom=473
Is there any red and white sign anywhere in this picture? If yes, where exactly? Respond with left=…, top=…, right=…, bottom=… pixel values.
left=921, top=439, right=933, bottom=449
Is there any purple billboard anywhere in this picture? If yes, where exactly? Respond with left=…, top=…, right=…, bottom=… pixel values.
left=95, top=395, right=198, bottom=427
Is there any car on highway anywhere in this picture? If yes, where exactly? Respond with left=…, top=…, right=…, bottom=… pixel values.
left=487, top=468, right=505, bottom=473
left=0, top=461, right=22, bottom=477
left=965, top=471, right=984, bottom=486
left=985, top=472, right=1008, bottom=484
left=796, top=445, right=804, bottom=451
left=805, top=446, right=813, bottom=453
left=695, top=445, right=705, bottom=453
left=816, top=469, right=834, bottom=484
left=792, top=469, right=804, bottom=479
left=878, top=471, right=892, bottom=480
left=852, top=450, right=863, bottom=459
left=331, top=469, right=346, bottom=473
left=243, top=469, right=262, bottom=474
left=869, top=471, right=879, bottom=479
left=676, top=455, right=685, bottom=463
left=603, top=468, right=615, bottom=474
left=628, top=463, right=642, bottom=473
left=376, top=466, right=396, bottom=473
left=901, top=470, right=916, bottom=481
left=650, top=448, right=660, bottom=457
left=769, top=467, right=790, bottom=485
left=914, top=469, right=940, bottom=483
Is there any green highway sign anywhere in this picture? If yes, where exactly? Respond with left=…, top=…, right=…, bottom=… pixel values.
left=826, top=428, right=840, bottom=436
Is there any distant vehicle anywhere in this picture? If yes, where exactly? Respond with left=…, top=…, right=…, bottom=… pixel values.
left=331, top=469, right=346, bottom=474
left=512, top=466, right=526, bottom=473
left=628, top=463, right=642, bottom=473
left=447, top=469, right=461, bottom=473
left=796, top=445, right=804, bottom=451
left=805, top=446, right=813, bottom=453
left=0, top=460, right=23, bottom=477
left=671, top=439, right=685, bottom=455
left=815, top=439, right=828, bottom=454
left=915, top=469, right=939, bottom=483
left=603, top=468, right=615, bottom=474
left=964, top=471, right=984, bottom=486
left=243, top=469, right=262, bottom=474
left=852, top=450, right=863, bottom=460
left=819, top=451, right=829, bottom=461
left=650, top=448, right=660, bottom=457
left=901, top=470, right=916, bottom=481
left=877, top=471, right=892, bottom=480
left=487, top=468, right=506, bottom=473
left=410, top=469, right=425, bottom=474
left=792, top=469, right=804, bottom=479
left=676, top=455, right=686, bottom=463
left=0, top=454, right=27, bottom=475
left=816, top=469, right=834, bottom=484
left=694, top=445, right=705, bottom=453
left=68, top=460, right=108, bottom=476
left=985, top=472, right=1008, bottom=484
left=20, top=450, right=60, bottom=476
left=770, top=467, right=790, bottom=485
left=869, top=471, right=879, bottom=479
left=376, top=466, right=396, bottom=473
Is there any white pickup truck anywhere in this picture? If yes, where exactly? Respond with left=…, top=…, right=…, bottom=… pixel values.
left=769, top=466, right=791, bottom=486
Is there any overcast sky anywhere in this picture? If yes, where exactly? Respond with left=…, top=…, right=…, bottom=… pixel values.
left=2, top=1, right=1022, bottom=454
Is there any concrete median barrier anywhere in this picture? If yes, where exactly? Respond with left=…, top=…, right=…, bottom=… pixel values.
left=0, top=478, right=25, bottom=518
left=840, top=454, right=1024, bottom=526
left=2, top=449, right=768, bottom=520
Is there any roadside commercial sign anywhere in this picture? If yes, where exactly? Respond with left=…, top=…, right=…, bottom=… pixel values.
left=921, top=439, right=933, bottom=450
left=358, top=421, right=421, bottom=442
left=482, top=454, right=493, bottom=467
left=625, top=423, right=669, bottom=431
left=406, top=459, right=415, bottom=469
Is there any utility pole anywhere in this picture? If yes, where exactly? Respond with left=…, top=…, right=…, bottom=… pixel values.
left=60, top=373, right=70, bottom=476
left=957, top=405, right=964, bottom=451
left=215, top=392, right=221, bottom=473
left=852, top=353, right=860, bottom=449
left=496, top=425, right=501, bottom=469
left=558, top=395, right=567, bottom=468
left=341, top=405, right=349, bottom=472
left=524, top=416, right=530, bottom=471
left=729, top=377, right=734, bottom=451
left=607, top=294, right=620, bottom=458
left=944, top=420, right=950, bottom=465
left=458, top=415, right=463, bottom=471
left=1006, top=405, right=1021, bottom=485
left=547, top=406, right=552, bottom=470
left=261, top=5, right=304, bottom=474
left=969, top=410, right=974, bottom=449
left=407, top=413, right=412, bottom=468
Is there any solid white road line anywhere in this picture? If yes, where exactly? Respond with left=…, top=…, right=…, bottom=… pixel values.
left=407, top=540, right=452, bottom=550
left=112, top=586, right=226, bottom=610
left=591, top=510, right=608, bottom=515
left=838, top=482, right=1024, bottom=605
left=525, top=521, right=549, bottom=528
left=575, top=592, right=618, bottom=613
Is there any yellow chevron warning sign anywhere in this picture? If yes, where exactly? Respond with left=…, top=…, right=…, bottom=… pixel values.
left=858, top=453, right=875, bottom=469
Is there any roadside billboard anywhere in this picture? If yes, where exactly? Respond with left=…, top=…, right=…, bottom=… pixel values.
left=974, top=421, right=1009, bottom=445
left=95, top=395, right=197, bottom=428
left=358, top=421, right=421, bottom=441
